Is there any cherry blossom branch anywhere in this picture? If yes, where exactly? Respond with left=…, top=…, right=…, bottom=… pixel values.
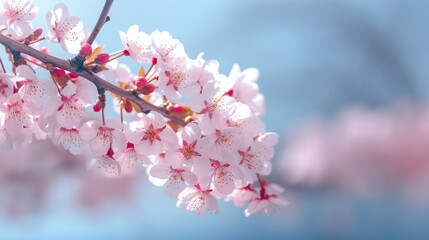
left=86, top=0, right=114, bottom=45
left=0, top=34, right=186, bottom=126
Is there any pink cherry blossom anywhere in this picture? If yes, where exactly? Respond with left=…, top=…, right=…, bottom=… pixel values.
left=158, top=58, right=201, bottom=102
left=199, top=121, right=242, bottom=163
left=164, top=122, right=204, bottom=168
left=13, top=65, right=56, bottom=112
left=189, top=78, right=237, bottom=128
left=227, top=185, right=258, bottom=207
left=86, top=149, right=121, bottom=176
left=177, top=184, right=219, bottom=215
left=208, top=159, right=243, bottom=196
left=244, top=183, right=289, bottom=217
left=149, top=163, right=197, bottom=198
left=0, top=0, right=38, bottom=39
left=224, top=64, right=265, bottom=115
left=244, top=194, right=289, bottom=217
left=125, top=112, right=178, bottom=156
left=46, top=3, right=85, bottom=53
left=120, top=25, right=152, bottom=63
left=80, top=120, right=126, bottom=156
left=192, top=53, right=220, bottom=88
left=53, top=127, right=84, bottom=155
left=114, top=142, right=149, bottom=170
left=236, top=132, right=278, bottom=183
left=150, top=30, right=187, bottom=69
left=1, top=94, right=32, bottom=137
left=45, top=83, right=86, bottom=129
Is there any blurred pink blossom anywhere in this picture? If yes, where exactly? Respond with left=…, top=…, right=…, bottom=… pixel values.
left=0, top=139, right=139, bottom=218
left=280, top=104, right=429, bottom=203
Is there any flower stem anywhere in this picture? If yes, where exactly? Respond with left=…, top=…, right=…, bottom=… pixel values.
left=29, top=37, right=46, bottom=45
left=86, top=0, right=114, bottom=45
left=0, top=57, right=6, bottom=73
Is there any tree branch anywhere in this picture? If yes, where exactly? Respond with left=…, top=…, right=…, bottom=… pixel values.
left=86, top=0, right=114, bottom=45
left=0, top=34, right=186, bottom=126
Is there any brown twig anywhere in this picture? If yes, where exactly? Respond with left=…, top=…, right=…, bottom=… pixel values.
left=0, top=34, right=186, bottom=126
left=86, top=0, right=114, bottom=45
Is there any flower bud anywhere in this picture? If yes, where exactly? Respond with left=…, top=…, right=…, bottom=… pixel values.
left=53, top=68, right=66, bottom=78
left=93, top=101, right=102, bottom=112
left=141, top=83, right=156, bottom=95
left=134, top=77, right=147, bottom=88
left=123, top=100, right=133, bottom=113
left=33, top=28, right=43, bottom=38
left=123, top=49, right=130, bottom=56
left=79, top=43, right=92, bottom=57
left=172, top=104, right=184, bottom=113
left=152, top=57, right=158, bottom=65
left=95, top=53, right=110, bottom=65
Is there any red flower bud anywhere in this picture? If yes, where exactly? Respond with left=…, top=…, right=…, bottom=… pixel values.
left=152, top=57, right=158, bottom=65
left=33, top=28, right=43, bottom=38
left=123, top=49, right=130, bottom=56
left=123, top=100, right=133, bottom=113
left=95, top=53, right=110, bottom=65
left=53, top=68, right=66, bottom=78
left=79, top=43, right=92, bottom=57
left=172, top=104, right=184, bottom=113
left=134, top=77, right=147, bottom=88
left=142, top=83, right=156, bottom=95
left=93, top=101, right=102, bottom=112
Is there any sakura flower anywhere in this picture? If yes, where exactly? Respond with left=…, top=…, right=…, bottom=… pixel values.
left=46, top=3, right=85, bottom=53
left=244, top=194, right=289, bottom=217
left=150, top=30, right=187, bottom=69
left=114, top=142, right=149, bottom=169
left=41, top=83, right=87, bottom=129
left=177, top=184, right=219, bottom=215
left=125, top=112, right=178, bottom=156
left=158, top=59, right=201, bottom=102
left=237, top=133, right=278, bottom=183
left=0, top=0, right=38, bottom=39
left=224, top=64, right=265, bottom=115
left=149, top=163, right=197, bottom=198
left=13, top=65, right=56, bottom=112
left=53, top=127, right=84, bottom=155
left=189, top=78, right=237, bottom=129
left=1, top=94, right=32, bottom=137
left=164, top=122, right=204, bottom=168
left=120, top=25, right=152, bottom=63
left=244, top=183, right=289, bottom=217
left=80, top=120, right=126, bottom=156
left=227, top=102, right=264, bottom=137
left=227, top=185, right=258, bottom=207
left=199, top=120, right=243, bottom=163
left=87, top=148, right=121, bottom=176
left=192, top=53, right=219, bottom=88
left=208, top=159, right=243, bottom=196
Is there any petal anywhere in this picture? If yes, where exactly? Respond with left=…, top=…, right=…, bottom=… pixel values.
left=148, top=164, right=170, bottom=183
left=165, top=178, right=186, bottom=199
left=79, top=120, right=99, bottom=141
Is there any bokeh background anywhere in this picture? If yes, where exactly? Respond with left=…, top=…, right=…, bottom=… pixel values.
left=1, top=0, right=429, bottom=239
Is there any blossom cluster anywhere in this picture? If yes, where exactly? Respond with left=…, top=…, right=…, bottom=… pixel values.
left=0, top=0, right=288, bottom=216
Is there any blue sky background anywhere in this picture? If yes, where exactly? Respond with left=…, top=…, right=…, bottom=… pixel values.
left=1, top=0, right=429, bottom=239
